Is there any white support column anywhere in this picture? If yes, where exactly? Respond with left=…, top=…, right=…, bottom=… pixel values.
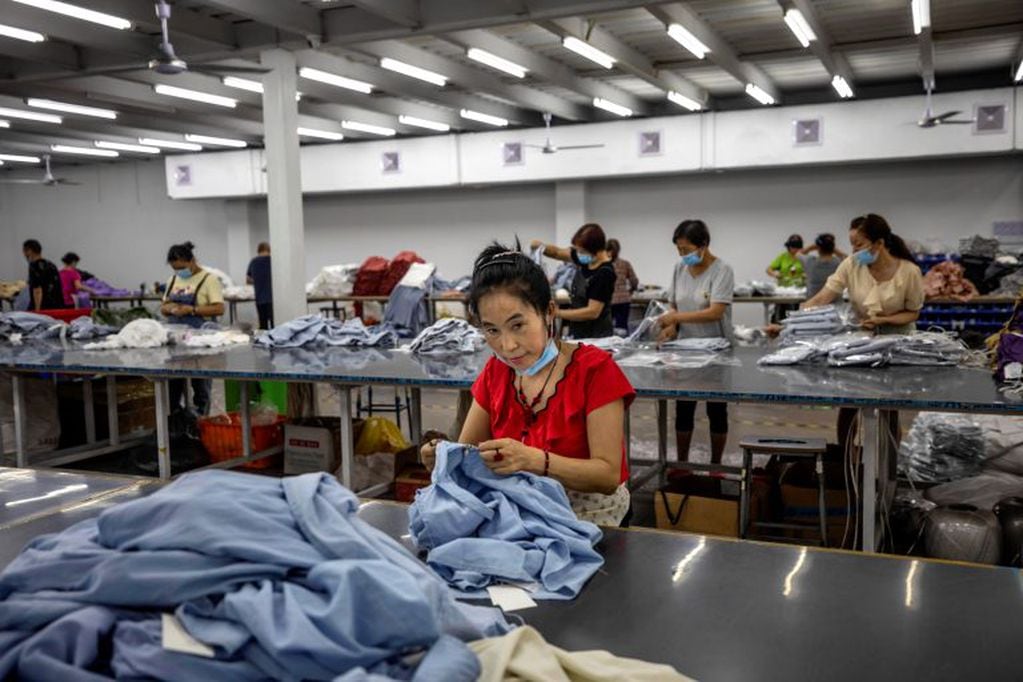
left=261, top=49, right=306, bottom=325
left=554, top=180, right=587, bottom=247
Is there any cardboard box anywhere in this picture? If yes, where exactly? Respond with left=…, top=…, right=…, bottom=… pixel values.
left=779, top=461, right=853, bottom=548
left=654, top=473, right=769, bottom=538
left=284, top=417, right=363, bottom=475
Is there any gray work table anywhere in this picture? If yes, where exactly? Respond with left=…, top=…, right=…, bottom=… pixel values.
left=2, top=470, right=1019, bottom=682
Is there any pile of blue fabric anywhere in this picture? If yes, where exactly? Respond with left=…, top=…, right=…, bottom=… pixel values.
left=255, top=315, right=398, bottom=349
left=408, top=319, right=485, bottom=355
left=0, top=312, right=63, bottom=340
left=408, top=443, right=604, bottom=600
left=0, top=471, right=509, bottom=681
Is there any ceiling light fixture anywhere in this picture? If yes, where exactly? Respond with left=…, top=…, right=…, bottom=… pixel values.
left=0, top=106, right=61, bottom=123
left=379, top=57, right=447, bottom=86
left=466, top=48, right=528, bottom=78
left=341, top=120, right=396, bottom=136
left=561, top=36, right=616, bottom=69
left=1015, top=61, right=1023, bottom=83
left=667, top=24, right=710, bottom=60
left=745, top=83, right=775, bottom=105
left=50, top=144, right=118, bottom=158
left=138, top=137, right=202, bottom=151
left=221, top=76, right=263, bottom=93
left=783, top=9, right=817, bottom=48
left=593, top=97, right=632, bottom=117
left=831, top=75, right=854, bottom=99
left=0, top=23, right=46, bottom=42
left=298, top=67, right=374, bottom=94
left=0, top=153, right=40, bottom=162
left=0, top=120, right=9, bottom=128
left=911, top=0, right=930, bottom=35
left=94, top=140, right=160, bottom=154
left=26, top=98, right=116, bottom=119
left=184, top=134, right=247, bottom=148
left=667, top=90, right=703, bottom=111
left=153, top=84, right=236, bottom=108
left=398, top=115, right=450, bottom=132
left=11, top=0, right=130, bottom=30
left=297, top=127, right=344, bottom=141
left=459, top=108, right=508, bottom=127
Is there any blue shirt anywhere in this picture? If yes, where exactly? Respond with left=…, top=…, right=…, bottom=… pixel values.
left=246, top=255, right=272, bottom=304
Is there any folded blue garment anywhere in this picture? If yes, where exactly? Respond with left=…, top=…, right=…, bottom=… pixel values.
left=0, top=471, right=507, bottom=681
left=408, top=443, right=603, bottom=600
left=255, top=315, right=397, bottom=349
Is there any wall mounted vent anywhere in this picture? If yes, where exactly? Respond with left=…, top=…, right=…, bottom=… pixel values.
left=793, top=118, right=822, bottom=146
left=639, top=131, right=662, bottom=156
left=974, top=105, right=1006, bottom=134
left=502, top=142, right=523, bottom=166
left=381, top=151, right=400, bottom=173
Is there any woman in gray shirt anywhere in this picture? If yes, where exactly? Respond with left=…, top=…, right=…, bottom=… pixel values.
left=656, top=220, right=734, bottom=464
left=801, top=232, right=846, bottom=300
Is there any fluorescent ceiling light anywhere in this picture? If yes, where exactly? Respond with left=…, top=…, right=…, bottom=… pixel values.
left=185, top=134, right=246, bottom=148
left=398, top=115, right=450, bottom=132
left=153, top=84, right=236, bottom=108
left=379, top=57, right=447, bottom=86
left=50, top=144, right=117, bottom=158
left=221, top=76, right=263, bottom=93
left=911, top=0, right=930, bottom=35
left=1015, top=61, right=1023, bottom=83
left=745, top=83, right=775, bottom=106
left=561, top=36, right=615, bottom=69
left=26, top=98, right=116, bottom=119
left=11, top=0, right=130, bottom=30
left=466, top=48, right=528, bottom=78
left=831, top=75, right=854, bottom=99
left=0, top=153, right=40, bottom=162
left=783, top=9, right=816, bottom=48
left=297, top=127, right=344, bottom=141
left=0, top=106, right=60, bottom=123
left=0, top=120, right=9, bottom=128
left=667, top=24, right=710, bottom=60
left=593, top=97, right=632, bottom=117
left=95, top=140, right=160, bottom=154
left=298, top=67, right=374, bottom=93
left=138, top=137, right=202, bottom=151
left=0, top=23, right=45, bottom=42
left=341, top=120, right=396, bottom=137
left=667, top=90, right=703, bottom=111
left=459, top=108, right=508, bottom=127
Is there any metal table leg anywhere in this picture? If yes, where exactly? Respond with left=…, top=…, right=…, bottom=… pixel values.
left=657, top=399, right=668, bottom=486
left=83, top=378, right=96, bottom=445
left=106, top=376, right=120, bottom=447
left=240, top=382, right=251, bottom=459
left=154, top=380, right=171, bottom=480
left=12, top=374, right=26, bottom=468
left=763, top=303, right=771, bottom=326
left=229, top=301, right=237, bottom=325
left=861, top=407, right=879, bottom=552
left=409, top=387, right=423, bottom=444
left=338, top=385, right=355, bottom=490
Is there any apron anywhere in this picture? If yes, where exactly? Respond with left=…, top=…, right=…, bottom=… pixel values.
left=166, top=273, right=212, bottom=329
left=569, top=265, right=613, bottom=338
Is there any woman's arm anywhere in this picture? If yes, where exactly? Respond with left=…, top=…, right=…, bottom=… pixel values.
left=557, top=299, right=604, bottom=322
left=529, top=239, right=572, bottom=262
left=863, top=309, right=920, bottom=330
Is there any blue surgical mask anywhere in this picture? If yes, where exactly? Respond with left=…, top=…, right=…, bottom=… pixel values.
left=854, top=249, right=877, bottom=266
left=497, top=337, right=558, bottom=377
left=575, top=250, right=594, bottom=265
left=681, top=251, right=703, bottom=267
left=176, top=268, right=193, bottom=279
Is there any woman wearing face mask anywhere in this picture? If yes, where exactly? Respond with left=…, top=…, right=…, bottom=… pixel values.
left=420, top=243, right=636, bottom=526
left=655, top=220, right=735, bottom=464
left=530, top=223, right=617, bottom=339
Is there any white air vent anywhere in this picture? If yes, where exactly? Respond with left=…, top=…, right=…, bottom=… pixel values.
left=381, top=151, right=400, bottom=173
left=502, top=142, right=523, bottom=166
left=174, top=165, right=192, bottom=186
left=639, top=131, right=662, bottom=156
left=974, top=105, right=1007, bottom=134
left=793, top=118, right=822, bottom=146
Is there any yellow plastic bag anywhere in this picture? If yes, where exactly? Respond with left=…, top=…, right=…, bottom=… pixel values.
left=355, top=417, right=410, bottom=455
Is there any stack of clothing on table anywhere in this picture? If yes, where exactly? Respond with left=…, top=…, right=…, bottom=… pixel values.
left=305, top=264, right=359, bottom=298
left=409, top=443, right=603, bottom=599
left=0, top=470, right=510, bottom=680
left=0, top=281, right=25, bottom=299
left=409, top=318, right=485, bottom=355
left=886, top=332, right=968, bottom=366
left=83, top=278, right=139, bottom=297
left=0, top=312, right=64, bottom=341
left=431, top=275, right=471, bottom=294
left=82, top=319, right=170, bottom=350
left=779, top=305, right=845, bottom=338
left=384, top=263, right=436, bottom=338
left=659, top=337, right=731, bottom=352
left=66, top=316, right=116, bottom=341
left=959, top=235, right=1000, bottom=259
left=255, top=316, right=398, bottom=349
left=759, top=331, right=968, bottom=368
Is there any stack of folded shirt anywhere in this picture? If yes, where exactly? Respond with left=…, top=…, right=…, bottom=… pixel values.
left=887, top=332, right=967, bottom=366
left=659, top=337, right=731, bottom=352
left=255, top=316, right=398, bottom=349
left=0, top=312, right=64, bottom=341
left=780, top=305, right=845, bottom=337
left=408, top=318, right=485, bottom=355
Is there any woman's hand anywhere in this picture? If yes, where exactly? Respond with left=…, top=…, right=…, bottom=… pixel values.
left=656, top=311, right=678, bottom=342
left=420, top=440, right=438, bottom=470
left=862, top=315, right=887, bottom=331
left=529, top=239, right=544, bottom=252
left=478, top=438, right=542, bottom=476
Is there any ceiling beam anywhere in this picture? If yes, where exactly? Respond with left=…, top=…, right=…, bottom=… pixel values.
left=346, top=0, right=420, bottom=29
left=353, top=40, right=590, bottom=121
left=646, top=3, right=781, bottom=102
left=296, top=82, right=466, bottom=133
left=540, top=17, right=707, bottom=108
left=0, top=37, right=80, bottom=71
left=777, top=0, right=855, bottom=87
left=199, top=0, right=322, bottom=40
left=443, top=29, right=648, bottom=115
left=85, top=0, right=238, bottom=50
left=0, top=1, right=158, bottom=58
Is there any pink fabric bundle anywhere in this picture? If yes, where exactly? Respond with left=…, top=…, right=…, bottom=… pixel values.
left=923, top=260, right=978, bottom=300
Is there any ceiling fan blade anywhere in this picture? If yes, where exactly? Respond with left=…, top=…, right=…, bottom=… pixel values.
left=522, top=144, right=548, bottom=149
left=939, top=119, right=974, bottom=125
left=0, top=64, right=147, bottom=85
left=933, top=111, right=962, bottom=122
left=54, top=178, right=82, bottom=185
left=556, top=144, right=605, bottom=150
left=191, top=64, right=271, bottom=75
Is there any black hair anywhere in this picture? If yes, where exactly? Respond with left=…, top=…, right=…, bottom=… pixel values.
left=785, top=234, right=804, bottom=249
left=606, top=238, right=621, bottom=261
left=468, top=241, right=552, bottom=320
left=61, top=252, right=79, bottom=265
left=22, top=239, right=41, bottom=254
left=815, top=233, right=836, bottom=255
left=257, top=242, right=270, bottom=254
left=852, top=214, right=916, bottom=263
left=166, top=241, right=196, bottom=264
left=672, top=219, right=711, bottom=248
left=571, top=223, right=606, bottom=255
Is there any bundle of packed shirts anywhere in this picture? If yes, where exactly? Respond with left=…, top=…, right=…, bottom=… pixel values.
left=758, top=330, right=969, bottom=367
left=778, top=305, right=847, bottom=338
left=255, top=315, right=398, bottom=349
left=407, top=318, right=485, bottom=355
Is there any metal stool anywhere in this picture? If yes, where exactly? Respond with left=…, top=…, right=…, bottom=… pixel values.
left=739, top=436, right=829, bottom=547
left=356, top=385, right=413, bottom=437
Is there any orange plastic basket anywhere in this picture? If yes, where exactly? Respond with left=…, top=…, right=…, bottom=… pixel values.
left=198, top=412, right=286, bottom=470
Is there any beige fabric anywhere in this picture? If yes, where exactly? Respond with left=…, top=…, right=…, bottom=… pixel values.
left=824, top=257, right=924, bottom=323
left=567, top=483, right=630, bottom=526
left=469, top=625, right=694, bottom=682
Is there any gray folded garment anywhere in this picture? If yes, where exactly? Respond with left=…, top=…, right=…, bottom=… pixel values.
left=0, top=312, right=64, bottom=340
left=409, top=318, right=485, bottom=355
left=659, top=337, right=731, bottom=352
left=758, top=344, right=818, bottom=366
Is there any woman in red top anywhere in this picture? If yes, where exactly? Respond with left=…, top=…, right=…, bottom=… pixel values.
left=421, top=243, right=636, bottom=525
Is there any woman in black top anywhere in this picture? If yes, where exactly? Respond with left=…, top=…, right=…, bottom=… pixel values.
left=531, top=223, right=616, bottom=338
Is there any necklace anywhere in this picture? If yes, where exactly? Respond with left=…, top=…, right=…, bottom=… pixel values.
left=515, top=343, right=561, bottom=439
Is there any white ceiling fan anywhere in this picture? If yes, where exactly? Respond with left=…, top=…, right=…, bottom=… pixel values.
left=917, top=83, right=973, bottom=128
left=524, top=113, right=605, bottom=154
left=0, top=155, right=80, bottom=186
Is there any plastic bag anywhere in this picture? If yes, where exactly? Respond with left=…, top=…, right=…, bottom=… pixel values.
left=355, top=416, right=410, bottom=455
left=899, top=412, right=986, bottom=483
left=627, top=300, right=670, bottom=344
left=924, top=472, right=1023, bottom=511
